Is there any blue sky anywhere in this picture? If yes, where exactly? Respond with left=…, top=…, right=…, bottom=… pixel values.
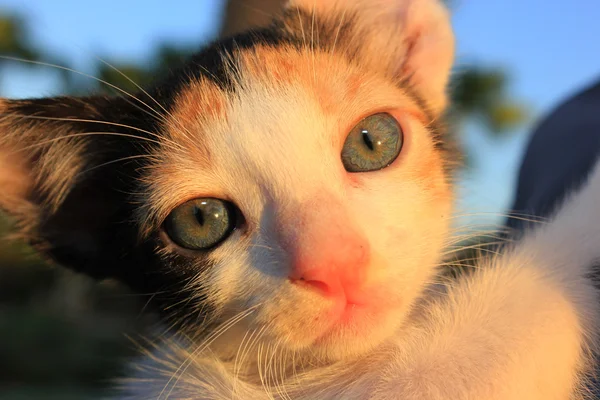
left=1, top=0, right=599, bottom=227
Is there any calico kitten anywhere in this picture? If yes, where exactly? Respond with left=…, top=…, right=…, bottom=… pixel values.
left=0, top=0, right=599, bottom=399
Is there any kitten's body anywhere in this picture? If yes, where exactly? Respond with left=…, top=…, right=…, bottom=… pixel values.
left=0, top=0, right=598, bottom=399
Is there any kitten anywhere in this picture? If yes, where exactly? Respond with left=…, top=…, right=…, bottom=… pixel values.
left=0, top=0, right=598, bottom=399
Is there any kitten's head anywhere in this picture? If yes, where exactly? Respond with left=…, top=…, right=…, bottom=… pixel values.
left=0, top=0, right=454, bottom=361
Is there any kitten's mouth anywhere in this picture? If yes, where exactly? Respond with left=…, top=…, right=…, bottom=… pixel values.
left=311, top=291, right=402, bottom=347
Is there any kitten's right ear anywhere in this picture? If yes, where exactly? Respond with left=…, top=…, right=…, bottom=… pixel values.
left=0, top=96, right=151, bottom=282
left=286, top=0, right=454, bottom=115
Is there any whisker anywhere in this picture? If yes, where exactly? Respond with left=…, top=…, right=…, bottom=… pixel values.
left=310, top=2, right=317, bottom=83
left=250, top=243, right=278, bottom=252
left=441, top=241, right=507, bottom=257
left=0, top=55, right=170, bottom=126
left=1, top=112, right=185, bottom=152
left=450, top=211, right=548, bottom=224
left=161, top=304, right=261, bottom=399
left=330, top=7, right=348, bottom=57
left=257, top=340, right=276, bottom=400
left=268, top=340, right=284, bottom=399
left=445, top=231, right=508, bottom=245
left=276, top=341, right=294, bottom=400
left=446, top=230, right=508, bottom=241
left=94, top=57, right=196, bottom=143
left=3, top=131, right=174, bottom=155
left=135, top=290, right=166, bottom=321
left=75, top=154, right=152, bottom=178
left=232, top=327, right=256, bottom=397
left=444, top=234, right=506, bottom=248
left=296, top=5, right=307, bottom=50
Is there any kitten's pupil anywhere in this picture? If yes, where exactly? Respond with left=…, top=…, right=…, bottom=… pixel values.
left=194, top=207, right=205, bottom=226
left=362, top=130, right=375, bottom=151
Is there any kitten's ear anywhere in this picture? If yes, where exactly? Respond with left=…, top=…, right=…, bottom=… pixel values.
left=0, top=96, right=149, bottom=280
left=286, top=0, right=454, bottom=114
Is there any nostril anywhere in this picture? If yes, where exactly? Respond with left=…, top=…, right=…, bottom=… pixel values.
left=290, top=277, right=331, bottom=296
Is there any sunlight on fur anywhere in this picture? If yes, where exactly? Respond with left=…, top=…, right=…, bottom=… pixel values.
left=0, top=0, right=599, bottom=399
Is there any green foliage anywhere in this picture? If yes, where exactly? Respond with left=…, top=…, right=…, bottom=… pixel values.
left=487, top=102, right=529, bottom=133
left=0, top=387, right=102, bottom=400
left=0, top=14, right=40, bottom=61
left=0, top=308, right=127, bottom=384
left=451, top=67, right=529, bottom=135
left=0, top=13, right=74, bottom=92
left=0, top=215, right=151, bottom=397
left=94, top=44, right=196, bottom=93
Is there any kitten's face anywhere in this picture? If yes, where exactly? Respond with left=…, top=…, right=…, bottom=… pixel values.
left=0, top=0, right=454, bottom=362
left=147, top=45, right=452, bottom=359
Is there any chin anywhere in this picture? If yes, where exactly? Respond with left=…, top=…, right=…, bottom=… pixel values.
left=253, top=290, right=408, bottom=363
left=312, top=304, right=408, bottom=361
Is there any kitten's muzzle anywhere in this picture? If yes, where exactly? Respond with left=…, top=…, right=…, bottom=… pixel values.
left=281, top=205, right=371, bottom=305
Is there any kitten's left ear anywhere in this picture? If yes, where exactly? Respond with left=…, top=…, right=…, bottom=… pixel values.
left=286, top=0, right=454, bottom=114
left=0, top=96, right=151, bottom=282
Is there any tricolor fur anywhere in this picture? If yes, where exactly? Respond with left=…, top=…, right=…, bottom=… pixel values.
left=0, top=0, right=598, bottom=399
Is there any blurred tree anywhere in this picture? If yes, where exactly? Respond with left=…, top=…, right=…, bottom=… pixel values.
left=221, top=0, right=283, bottom=36
left=95, top=44, right=197, bottom=93
left=0, top=14, right=40, bottom=61
left=451, top=67, right=528, bottom=136
left=0, top=13, right=74, bottom=89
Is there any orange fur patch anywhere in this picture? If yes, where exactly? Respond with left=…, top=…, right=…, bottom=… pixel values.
left=238, top=45, right=369, bottom=116
left=0, top=149, right=31, bottom=210
left=172, top=78, right=228, bottom=125
left=166, top=78, right=231, bottom=164
left=415, top=145, right=450, bottom=202
left=0, top=99, right=32, bottom=209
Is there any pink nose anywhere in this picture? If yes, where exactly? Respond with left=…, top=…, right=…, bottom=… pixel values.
left=287, top=225, right=370, bottom=302
left=275, top=193, right=371, bottom=303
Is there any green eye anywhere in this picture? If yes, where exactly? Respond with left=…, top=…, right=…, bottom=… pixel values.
left=164, top=198, right=237, bottom=250
left=341, top=112, right=403, bottom=173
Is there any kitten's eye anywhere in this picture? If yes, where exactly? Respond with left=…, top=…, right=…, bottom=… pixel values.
left=164, top=198, right=237, bottom=250
left=341, top=112, right=403, bottom=173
